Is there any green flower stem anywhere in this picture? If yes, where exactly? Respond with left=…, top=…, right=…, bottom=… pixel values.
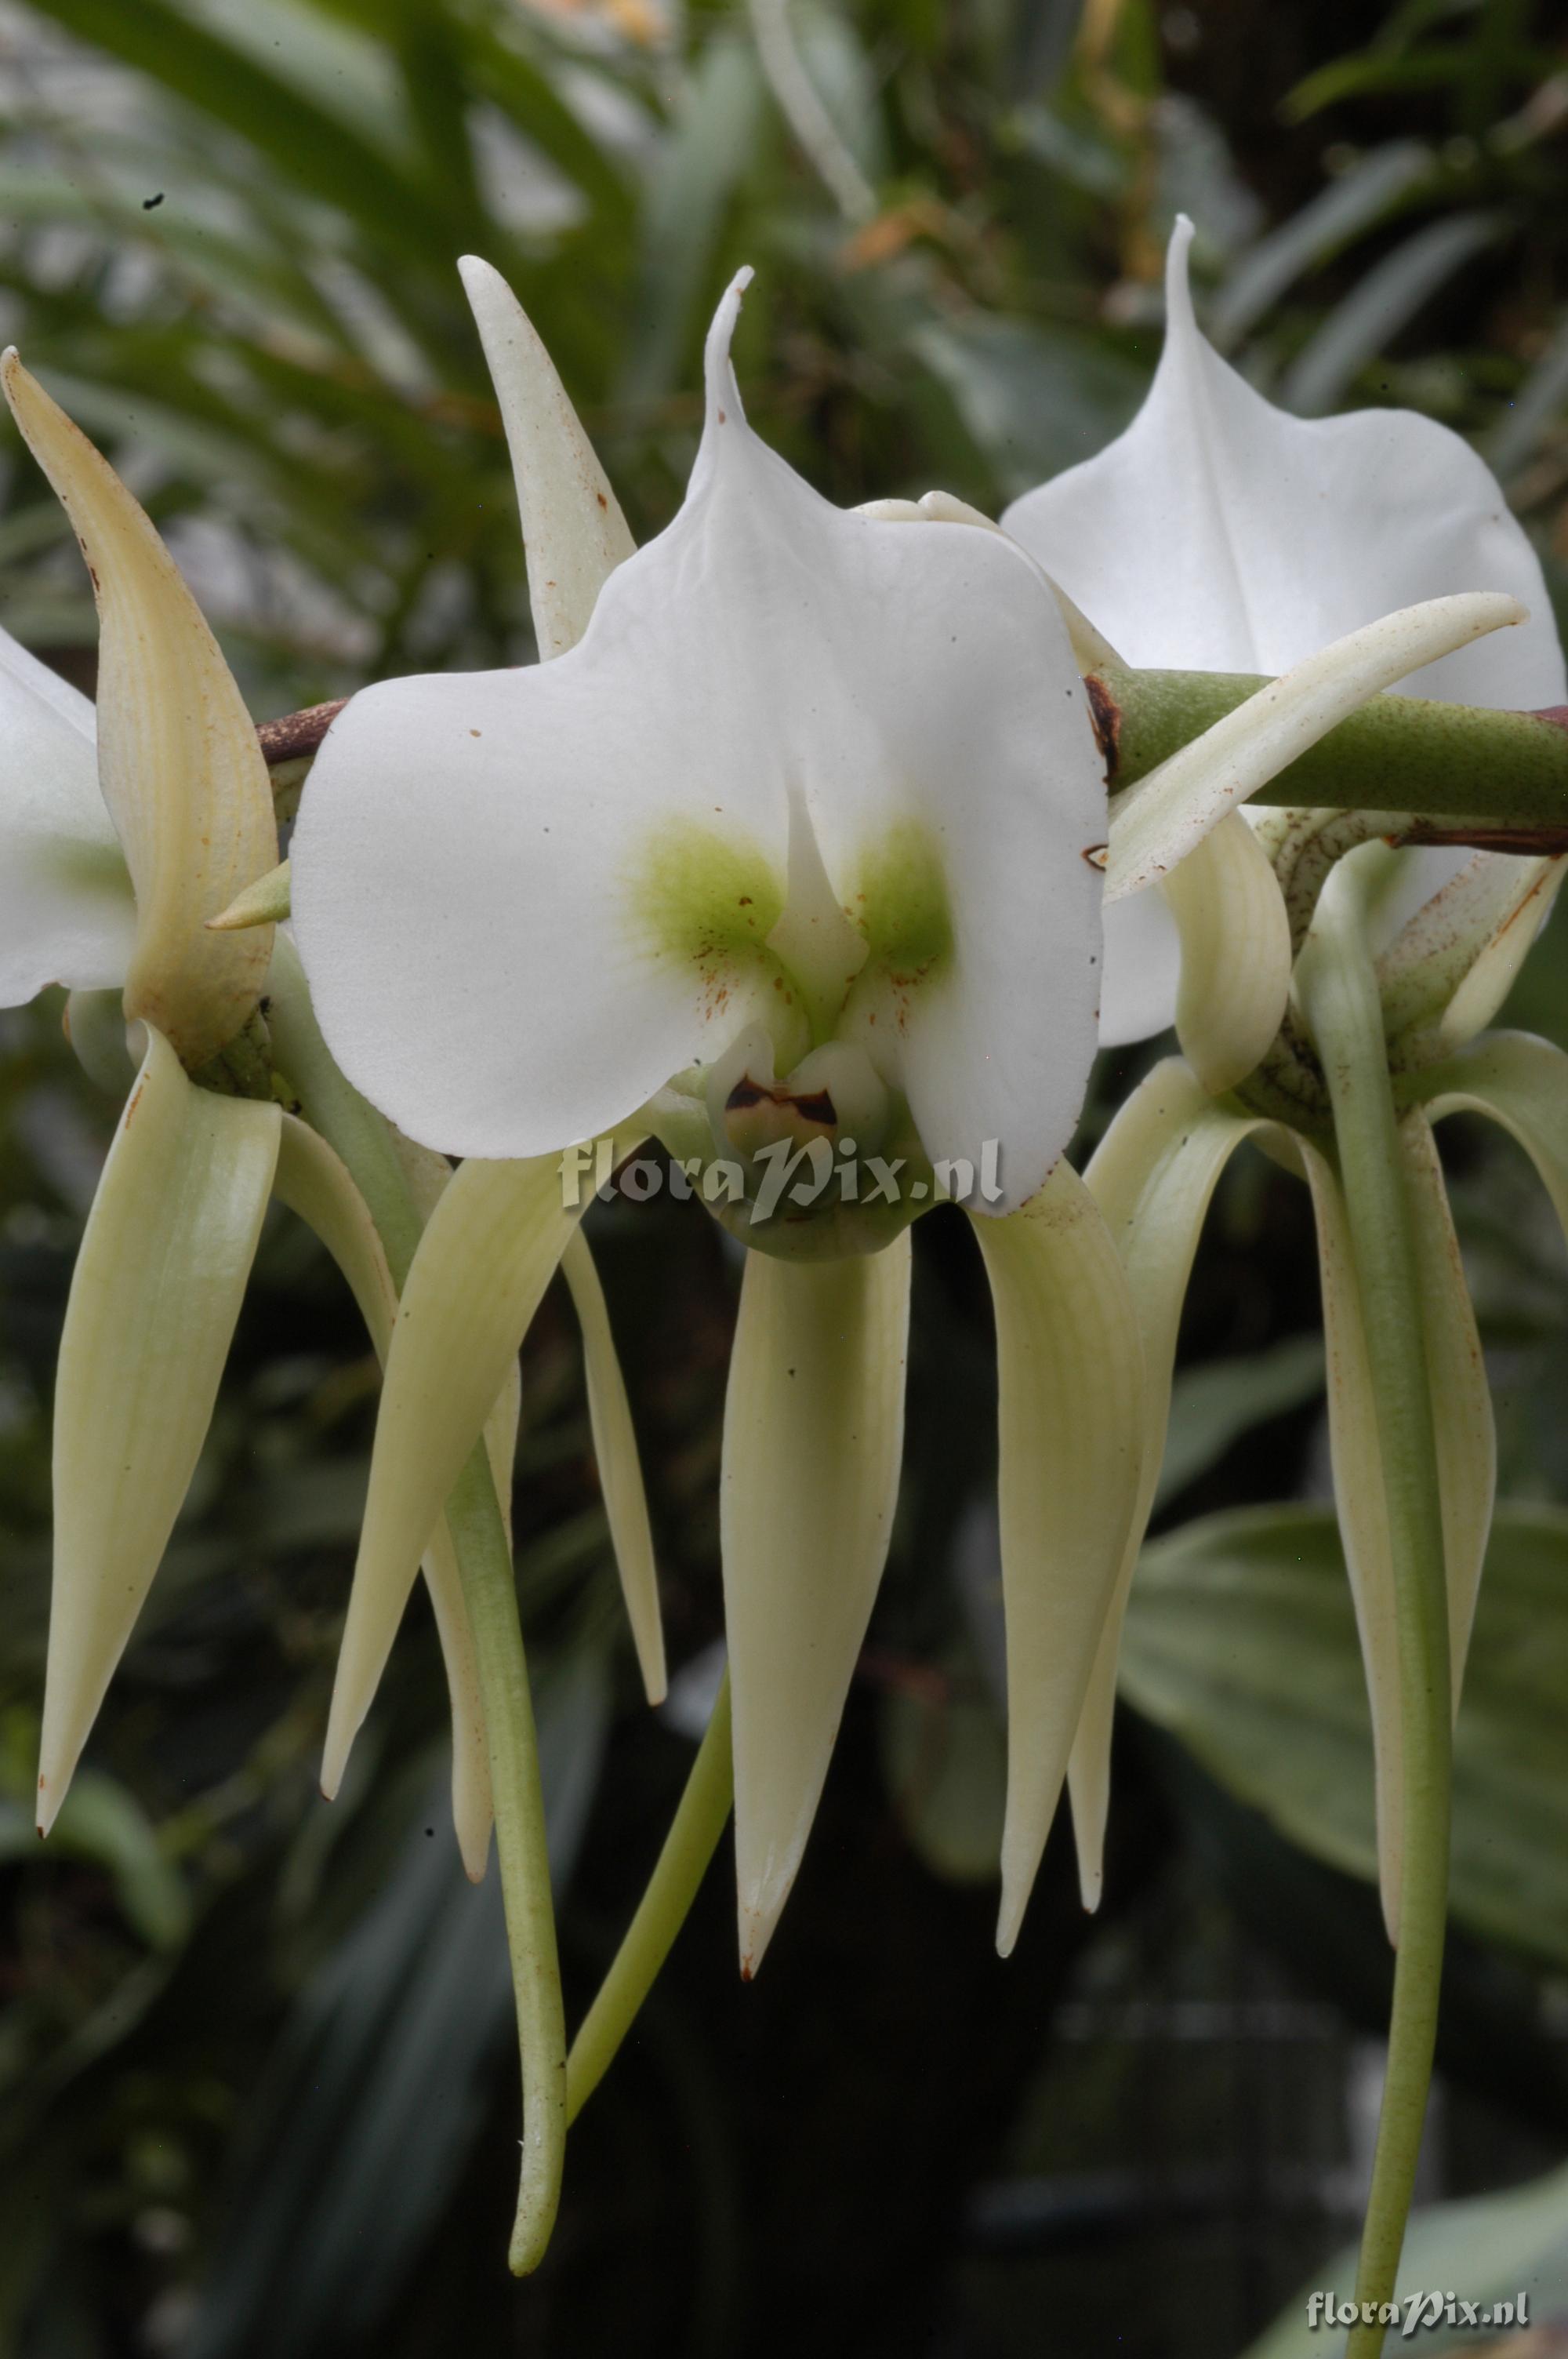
left=565, top=1670, right=733, bottom=2125
left=252, top=667, right=1568, bottom=834
left=443, top=1446, right=567, bottom=2270
left=1102, top=661, right=1568, bottom=827
left=267, top=931, right=566, bottom=2274
left=1296, top=874, right=1453, bottom=2359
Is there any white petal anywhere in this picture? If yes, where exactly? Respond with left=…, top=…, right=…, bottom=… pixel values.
left=42, top=1027, right=278, bottom=1830
left=1069, top=1063, right=1266, bottom=1906
left=1004, top=217, right=1566, bottom=708
left=0, top=622, right=133, bottom=1004
left=721, top=1236, right=910, bottom=1975
left=459, top=256, right=635, bottom=660
left=3, top=355, right=278, bottom=1068
left=971, top=1161, right=1145, bottom=1953
left=1105, top=591, right=1525, bottom=900
left=293, top=274, right=1104, bottom=1206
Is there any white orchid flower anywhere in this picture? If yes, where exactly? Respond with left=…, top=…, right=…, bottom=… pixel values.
left=290, top=242, right=1527, bottom=2003
left=995, top=224, right=1568, bottom=1945
left=292, top=263, right=1161, bottom=1976
left=0, top=360, right=508, bottom=1880
left=1004, top=213, right=1566, bottom=1055
left=0, top=351, right=285, bottom=1841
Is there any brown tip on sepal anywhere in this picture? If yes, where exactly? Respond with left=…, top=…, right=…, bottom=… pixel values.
left=1083, top=673, right=1121, bottom=782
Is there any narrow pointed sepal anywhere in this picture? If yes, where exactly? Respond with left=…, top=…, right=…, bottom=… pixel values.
left=1297, top=1116, right=1490, bottom=1944
left=1298, top=1137, right=1405, bottom=1938
left=1105, top=592, right=1526, bottom=900
left=720, top=1238, right=911, bottom=1976
left=1379, top=855, right=1568, bottom=1060
left=270, top=1116, right=493, bottom=1879
left=1069, top=1063, right=1267, bottom=1908
left=1162, top=812, right=1291, bottom=1092
left=1440, top=859, right=1567, bottom=1047
left=1413, top=1029, right=1568, bottom=1243
left=459, top=255, right=635, bottom=659
left=41, top=1027, right=279, bottom=1830
left=560, top=1230, right=666, bottom=1704
left=1400, top=1113, right=1494, bottom=1696
left=348, top=1136, right=645, bottom=1688
left=2, top=354, right=278, bottom=1070
left=971, top=1162, right=1146, bottom=1954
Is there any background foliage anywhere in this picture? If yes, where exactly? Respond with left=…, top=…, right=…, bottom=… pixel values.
left=5, top=0, right=1568, bottom=2351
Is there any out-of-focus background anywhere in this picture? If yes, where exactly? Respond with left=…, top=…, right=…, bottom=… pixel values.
left=5, top=2, right=1568, bottom=2352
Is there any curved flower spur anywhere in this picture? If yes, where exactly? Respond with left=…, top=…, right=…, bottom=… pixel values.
left=1003, top=216, right=1567, bottom=2357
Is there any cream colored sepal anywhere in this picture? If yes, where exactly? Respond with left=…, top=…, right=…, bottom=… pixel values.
left=1413, top=1030, right=1568, bottom=1234
left=378, top=1120, right=523, bottom=1552
left=970, top=1160, right=1145, bottom=1956
left=2, top=354, right=278, bottom=1071
left=41, top=1026, right=280, bottom=1832
left=720, top=1236, right=910, bottom=1977
left=1298, top=1137, right=1404, bottom=1940
left=458, top=256, right=635, bottom=658
left=347, top=1135, right=647, bottom=1705
left=1376, top=855, right=1568, bottom=1060
left=560, top=1230, right=666, bottom=1705
left=1067, top=1064, right=1265, bottom=1910
left=270, top=1115, right=494, bottom=1882
left=1400, top=1114, right=1494, bottom=1697
left=1163, top=812, right=1291, bottom=1093
left=1297, top=1115, right=1492, bottom=1947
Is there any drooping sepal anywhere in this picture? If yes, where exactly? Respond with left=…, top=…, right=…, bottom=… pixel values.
left=560, top=1230, right=666, bottom=1704
left=1411, top=1029, right=1568, bottom=1241
left=970, top=1161, right=1145, bottom=1954
left=1378, top=856, right=1568, bottom=1057
left=720, top=1238, right=910, bottom=1974
left=343, top=1136, right=646, bottom=1706
left=270, top=1114, right=494, bottom=1880
left=1068, top=1063, right=1265, bottom=1906
left=41, top=1027, right=279, bottom=1830
left=1297, top=1107, right=1490, bottom=1945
